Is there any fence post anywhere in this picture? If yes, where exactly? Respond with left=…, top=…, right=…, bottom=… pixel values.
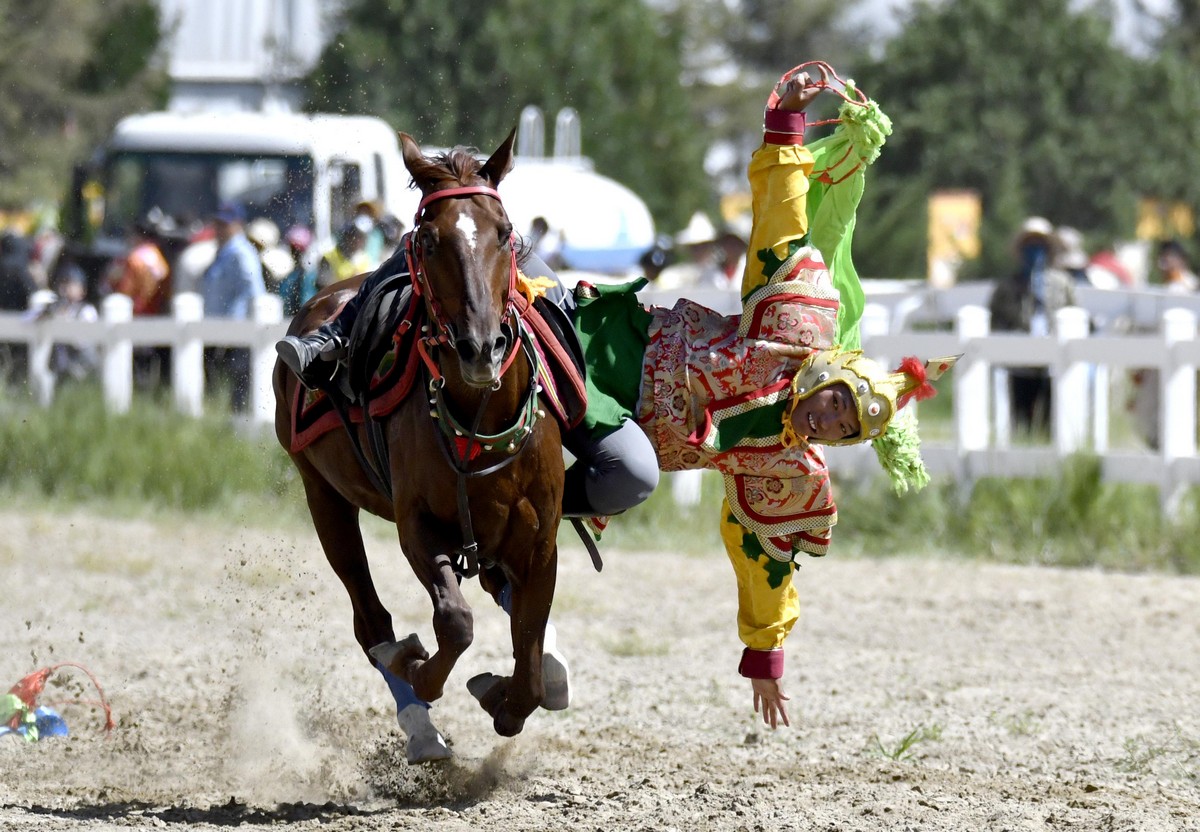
left=1091, top=364, right=1110, bottom=455
left=101, top=293, right=133, bottom=414
left=671, top=470, right=704, bottom=506
left=250, top=293, right=284, bottom=423
left=172, top=292, right=204, bottom=418
left=1161, top=308, right=1197, bottom=514
left=954, top=305, right=990, bottom=456
left=27, top=290, right=56, bottom=407
left=1053, top=306, right=1090, bottom=455
left=860, top=302, right=890, bottom=353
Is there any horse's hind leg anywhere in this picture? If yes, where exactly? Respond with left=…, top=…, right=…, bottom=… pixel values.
left=298, top=465, right=449, bottom=762
left=298, top=466, right=395, bottom=653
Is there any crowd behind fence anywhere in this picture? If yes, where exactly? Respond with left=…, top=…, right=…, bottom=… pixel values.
left=1, top=281, right=1197, bottom=510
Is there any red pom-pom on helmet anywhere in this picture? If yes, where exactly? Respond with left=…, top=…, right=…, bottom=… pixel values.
left=895, top=355, right=936, bottom=410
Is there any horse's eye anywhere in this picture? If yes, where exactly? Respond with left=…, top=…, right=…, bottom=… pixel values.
left=498, top=226, right=513, bottom=248
left=420, top=226, right=438, bottom=252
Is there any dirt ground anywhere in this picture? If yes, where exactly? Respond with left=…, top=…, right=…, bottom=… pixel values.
left=0, top=505, right=1198, bottom=832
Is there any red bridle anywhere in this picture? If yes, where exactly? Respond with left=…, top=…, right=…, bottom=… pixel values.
left=404, top=184, right=522, bottom=382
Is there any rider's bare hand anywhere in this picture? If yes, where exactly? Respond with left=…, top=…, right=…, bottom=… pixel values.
left=777, top=67, right=828, bottom=113
left=751, top=677, right=792, bottom=729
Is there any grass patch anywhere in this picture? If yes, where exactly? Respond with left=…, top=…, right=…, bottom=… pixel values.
left=835, top=455, right=1200, bottom=573
left=867, top=724, right=943, bottom=761
left=0, top=383, right=306, bottom=524
left=4, top=386, right=1199, bottom=576
left=601, top=630, right=670, bottom=657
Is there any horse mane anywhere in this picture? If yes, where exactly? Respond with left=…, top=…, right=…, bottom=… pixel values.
left=408, top=141, right=535, bottom=264
left=408, top=145, right=486, bottom=189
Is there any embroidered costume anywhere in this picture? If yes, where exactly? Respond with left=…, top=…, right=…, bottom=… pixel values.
left=573, top=66, right=953, bottom=681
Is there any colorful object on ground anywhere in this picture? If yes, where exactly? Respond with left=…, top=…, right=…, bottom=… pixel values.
left=0, top=662, right=114, bottom=743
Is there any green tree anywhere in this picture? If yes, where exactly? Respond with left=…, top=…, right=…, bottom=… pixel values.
left=0, top=0, right=168, bottom=208
left=846, top=0, right=1167, bottom=278
left=660, top=0, right=863, bottom=212
left=305, top=0, right=710, bottom=233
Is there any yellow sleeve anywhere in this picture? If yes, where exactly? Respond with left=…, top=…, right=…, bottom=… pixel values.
left=719, top=498, right=800, bottom=654
left=740, top=142, right=816, bottom=298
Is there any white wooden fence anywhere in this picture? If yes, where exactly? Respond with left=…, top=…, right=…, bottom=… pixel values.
left=0, top=291, right=287, bottom=424
left=2, top=284, right=1198, bottom=508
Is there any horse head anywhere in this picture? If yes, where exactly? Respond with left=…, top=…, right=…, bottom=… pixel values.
left=401, top=129, right=519, bottom=389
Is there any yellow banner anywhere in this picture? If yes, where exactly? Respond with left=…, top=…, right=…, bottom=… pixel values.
left=927, top=190, right=980, bottom=287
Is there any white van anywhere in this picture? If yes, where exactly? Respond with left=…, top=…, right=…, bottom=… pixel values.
left=69, top=111, right=409, bottom=257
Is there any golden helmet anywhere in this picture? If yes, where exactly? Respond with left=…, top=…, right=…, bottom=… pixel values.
left=786, top=348, right=959, bottom=446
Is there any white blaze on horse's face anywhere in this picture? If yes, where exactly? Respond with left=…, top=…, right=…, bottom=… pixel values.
left=455, top=214, right=478, bottom=252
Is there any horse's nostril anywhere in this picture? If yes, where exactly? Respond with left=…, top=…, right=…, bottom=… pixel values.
left=456, top=338, right=478, bottom=363
left=493, top=334, right=508, bottom=357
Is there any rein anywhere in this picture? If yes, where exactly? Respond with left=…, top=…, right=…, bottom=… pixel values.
left=404, top=183, right=544, bottom=577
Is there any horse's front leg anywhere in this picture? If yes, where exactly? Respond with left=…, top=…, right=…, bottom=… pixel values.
left=388, top=520, right=474, bottom=704
left=470, top=540, right=558, bottom=737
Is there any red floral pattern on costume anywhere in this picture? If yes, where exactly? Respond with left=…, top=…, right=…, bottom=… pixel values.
left=634, top=246, right=841, bottom=559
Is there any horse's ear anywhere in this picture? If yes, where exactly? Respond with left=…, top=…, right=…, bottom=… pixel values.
left=399, top=132, right=426, bottom=177
left=479, top=126, right=517, bottom=186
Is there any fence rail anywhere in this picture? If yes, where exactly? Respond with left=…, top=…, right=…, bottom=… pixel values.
left=2, top=284, right=1197, bottom=507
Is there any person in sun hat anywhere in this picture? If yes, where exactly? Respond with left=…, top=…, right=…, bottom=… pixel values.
left=988, top=216, right=1076, bottom=434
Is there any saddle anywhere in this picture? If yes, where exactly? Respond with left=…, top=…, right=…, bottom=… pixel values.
left=289, top=267, right=589, bottom=464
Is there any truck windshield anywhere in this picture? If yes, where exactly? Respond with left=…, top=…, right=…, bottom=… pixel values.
left=102, top=151, right=315, bottom=237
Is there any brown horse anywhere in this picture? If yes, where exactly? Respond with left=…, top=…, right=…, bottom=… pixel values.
left=273, top=129, right=565, bottom=751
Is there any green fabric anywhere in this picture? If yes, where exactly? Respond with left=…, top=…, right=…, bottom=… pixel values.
left=1, top=693, right=36, bottom=742
left=734, top=518, right=793, bottom=589
left=804, top=86, right=892, bottom=349
left=572, top=279, right=653, bottom=434
left=871, top=409, right=931, bottom=494
left=709, top=398, right=789, bottom=452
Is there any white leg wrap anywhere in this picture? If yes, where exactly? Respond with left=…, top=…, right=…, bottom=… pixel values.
left=541, top=622, right=571, bottom=711
left=396, top=703, right=451, bottom=764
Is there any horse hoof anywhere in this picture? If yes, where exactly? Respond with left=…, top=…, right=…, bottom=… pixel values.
left=396, top=703, right=451, bottom=764
left=541, top=622, right=571, bottom=711
left=466, top=672, right=502, bottom=704
left=369, top=633, right=428, bottom=673
left=494, top=712, right=525, bottom=738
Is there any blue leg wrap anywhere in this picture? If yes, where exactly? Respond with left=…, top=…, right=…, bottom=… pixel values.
left=498, top=582, right=513, bottom=615
left=373, top=659, right=428, bottom=713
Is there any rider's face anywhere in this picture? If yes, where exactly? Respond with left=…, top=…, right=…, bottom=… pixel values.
left=790, top=382, right=860, bottom=443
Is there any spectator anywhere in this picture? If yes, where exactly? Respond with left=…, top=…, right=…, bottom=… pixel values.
left=246, top=217, right=294, bottom=293
left=0, top=231, right=38, bottom=311
left=110, top=217, right=170, bottom=315
left=278, top=225, right=318, bottom=315
left=528, top=216, right=565, bottom=270
left=109, top=217, right=172, bottom=387
left=44, top=263, right=99, bottom=383
left=318, top=220, right=372, bottom=289
left=201, top=201, right=266, bottom=413
left=1052, top=226, right=1091, bottom=285
left=378, top=214, right=406, bottom=261
left=354, top=200, right=386, bottom=266
left=701, top=225, right=750, bottom=291
left=988, top=216, right=1076, bottom=435
left=172, top=225, right=218, bottom=297
left=1129, top=239, right=1198, bottom=448
left=1155, top=239, right=1198, bottom=293
left=637, top=235, right=678, bottom=284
